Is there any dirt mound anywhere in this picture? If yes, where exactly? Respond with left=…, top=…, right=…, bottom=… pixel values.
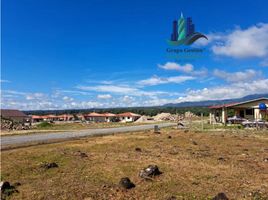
left=134, top=115, right=155, bottom=123
left=153, top=113, right=183, bottom=121
left=184, top=111, right=199, bottom=120
left=154, top=113, right=172, bottom=121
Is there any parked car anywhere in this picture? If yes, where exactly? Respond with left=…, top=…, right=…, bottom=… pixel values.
left=227, top=116, right=246, bottom=124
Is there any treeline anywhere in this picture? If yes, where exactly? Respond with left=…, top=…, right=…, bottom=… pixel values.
left=24, top=106, right=210, bottom=117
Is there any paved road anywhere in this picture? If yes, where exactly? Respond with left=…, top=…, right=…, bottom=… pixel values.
left=1, top=123, right=176, bottom=148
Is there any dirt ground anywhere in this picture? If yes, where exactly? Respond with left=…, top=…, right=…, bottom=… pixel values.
left=1, top=128, right=268, bottom=200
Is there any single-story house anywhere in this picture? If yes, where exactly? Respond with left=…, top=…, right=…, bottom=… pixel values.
left=84, top=112, right=106, bottom=122
left=57, top=114, right=74, bottom=121
left=209, top=98, right=268, bottom=124
left=31, top=115, right=46, bottom=122
left=102, top=113, right=117, bottom=122
left=84, top=112, right=117, bottom=122
left=0, top=109, right=31, bottom=122
left=32, top=114, right=75, bottom=122
left=117, top=112, right=141, bottom=122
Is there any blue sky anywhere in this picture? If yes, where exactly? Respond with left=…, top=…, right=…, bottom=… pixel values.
left=1, top=0, right=268, bottom=110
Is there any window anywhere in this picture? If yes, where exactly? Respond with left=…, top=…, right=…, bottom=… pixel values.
left=245, top=109, right=253, bottom=115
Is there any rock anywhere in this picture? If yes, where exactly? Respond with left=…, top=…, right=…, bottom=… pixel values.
left=0, top=181, right=11, bottom=191
left=135, top=147, right=142, bottom=152
left=139, top=165, right=162, bottom=179
left=79, top=152, right=88, bottom=158
left=119, top=177, right=135, bottom=189
left=263, top=158, right=268, bottom=162
left=192, top=141, right=198, bottom=145
left=168, top=136, right=172, bottom=139
left=0, top=181, right=18, bottom=199
left=40, top=162, right=58, bottom=169
left=212, top=193, right=229, bottom=200
left=167, top=196, right=177, bottom=200
left=184, top=130, right=189, bottom=133
left=218, top=157, right=225, bottom=161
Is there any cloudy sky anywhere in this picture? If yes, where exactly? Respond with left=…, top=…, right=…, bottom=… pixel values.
left=1, top=0, right=268, bottom=110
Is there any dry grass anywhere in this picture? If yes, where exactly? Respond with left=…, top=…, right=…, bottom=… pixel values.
left=1, top=128, right=268, bottom=200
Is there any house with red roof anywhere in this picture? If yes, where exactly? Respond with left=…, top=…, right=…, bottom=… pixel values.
left=116, top=112, right=141, bottom=122
left=84, top=112, right=117, bottom=122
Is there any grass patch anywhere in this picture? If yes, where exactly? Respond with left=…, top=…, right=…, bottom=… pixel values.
left=36, top=122, right=53, bottom=128
left=1, top=128, right=268, bottom=199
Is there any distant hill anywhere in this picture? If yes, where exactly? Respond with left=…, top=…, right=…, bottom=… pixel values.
left=163, top=93, right=268, bottom=107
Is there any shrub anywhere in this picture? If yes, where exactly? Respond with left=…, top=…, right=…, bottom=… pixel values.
left=36, top=122, right=53, bottom=128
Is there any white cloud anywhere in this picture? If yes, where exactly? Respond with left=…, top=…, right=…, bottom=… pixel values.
left=76, top=84, right=169, bottom=97
left=176, top=79, right=268, bottom=102
left=62, top=96, right=74, bottom=101
left=97, top=94, right=112, bottom=99
left=26, top=93, right=45, bottom=100
left=77, top=85, right=139, bottom=94
left=122, top=95, right=134, bottom=103
left=0, top=79, right=10, bottom=83
left=213, top=69, right=262, bottom=83
left=158, top=62, right=193, bottom=73
left=210, top=23, right=268, bottom=58
left=158, top=62, right=208, bottom=77
left=138, top=75, right=195, bottom=86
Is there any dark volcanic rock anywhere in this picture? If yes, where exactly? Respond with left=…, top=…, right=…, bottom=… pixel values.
left=1, top=181, right=19, bottom=199
left=40, top=162, right=58, bottom=169
left=218, top=157, right=225, bottom=161
left=119, top=177, right=135, bottom=189
left=139, top=165, right=162, bottom=178
left=167, top=196, right=177, bottom=200
left=212, top=192, right=229, bottom=200
left=135, top=147, right=142, bottom=152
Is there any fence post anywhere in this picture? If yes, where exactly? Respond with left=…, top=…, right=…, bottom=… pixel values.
left=201, top=113, right=204, bottom=131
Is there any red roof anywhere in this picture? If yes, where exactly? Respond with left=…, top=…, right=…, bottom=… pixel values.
left=208, top=103, right=238, bottom=109
left=117, top=112, right=141, bottom=117
left=31, top=115, right=45, bottom=119
left=57, top=114, right=74, bottom=118
left=102, top=113, right=116, bottom=117
left=208, top=97, right=268, bottom=109
left=84, top=112, right=117, bottom=117
left=84, top=112, right=105, bottom=117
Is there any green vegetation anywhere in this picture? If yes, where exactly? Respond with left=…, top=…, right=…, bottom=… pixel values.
left=36, top=122, right=53, bottom=128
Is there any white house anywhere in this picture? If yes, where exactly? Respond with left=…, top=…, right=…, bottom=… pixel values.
left=117, top=112, right=141, bottom=122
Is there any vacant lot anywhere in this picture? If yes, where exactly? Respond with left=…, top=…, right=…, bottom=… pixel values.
left=1, top=128, right=268, bottom=200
